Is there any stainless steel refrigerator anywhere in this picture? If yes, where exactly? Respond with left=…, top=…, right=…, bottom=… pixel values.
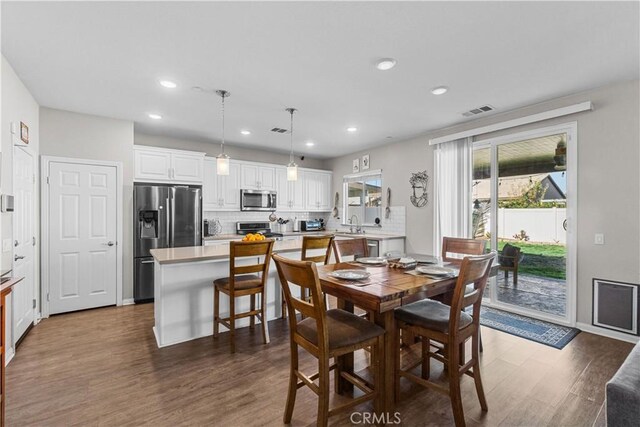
left=134, top=184, right=202, bottom=302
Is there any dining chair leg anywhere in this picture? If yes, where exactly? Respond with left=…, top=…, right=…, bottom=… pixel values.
left=283, top=343, right=299, bottom=424
left=261, top=290, right=270, bottom=344
left=375, top=335, right=385, bottom=414
left=459, top=342, right=466, bottom=366
left=213, top=287, right=220, bottom=339
left=250, top=294, right=256, bottom=329
left=479, top=330, right=484, bottom=352
left=472, top=333, right=488, bottom=411
left=317, top=356, right=331, bottom=427
left=421, top=337, right=431, bottom=380
left=394, top=325, right=402, bottom=402
left=281, top=290, right=287, bottom=319
left=448, top=343, right=465, bottom=427
left=229, top=295, right=236, bottom=354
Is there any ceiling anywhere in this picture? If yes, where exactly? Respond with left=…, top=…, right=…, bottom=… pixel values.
left=2, top=2, right=638, bottom=159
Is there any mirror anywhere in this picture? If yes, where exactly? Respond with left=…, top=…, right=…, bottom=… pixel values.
left=343, top=171, right=383, bottom=226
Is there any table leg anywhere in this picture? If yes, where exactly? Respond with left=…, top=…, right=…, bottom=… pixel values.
left=336, top=298, right=354, bottom=394
left=373, top=310, right=396, bottom=413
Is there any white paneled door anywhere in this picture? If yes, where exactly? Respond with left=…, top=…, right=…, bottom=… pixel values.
left=48, top=161, right=118, bottom=314
left=13, top=147, right=36, bottom=340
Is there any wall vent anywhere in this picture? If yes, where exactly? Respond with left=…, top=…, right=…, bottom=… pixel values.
left=593, top=278, right=639, bottom=335
left=462, top=105, right=495, bottom=117
left=270, top=127, right=289, bottom=134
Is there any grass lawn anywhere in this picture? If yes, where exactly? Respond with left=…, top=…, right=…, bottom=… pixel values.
left=496, top=240, right=566, bottom=280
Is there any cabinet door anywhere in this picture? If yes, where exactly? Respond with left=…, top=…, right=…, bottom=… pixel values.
left=290, top=177, right=305, bottom=211
left=171, top=153, right=203, bottom=183
left=317, top=172, right=332, bottom=211
left=218, top=161, right=241, bottom=210
left=304, top=171, right=320, bottom=211
left=258, top=166, right=276, bottom=190
left=203, top=158, right=218, bottom=210
left=134, top=149, right=171, bottom=182
left=275, top=167, right=291, bottom=211
left=240, top=164, right=259, bottom=189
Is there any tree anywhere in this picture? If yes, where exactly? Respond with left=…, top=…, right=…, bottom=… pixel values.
left=498, top=181, right=549, bottom=208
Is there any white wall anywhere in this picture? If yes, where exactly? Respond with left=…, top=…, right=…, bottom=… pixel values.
left=326, top=79, right=640, bottom=328
left=1, top=54, right=40, bottom=357
left=39, top=108, right=135, bottom=300
left=134, top=132, right=327, bottom=170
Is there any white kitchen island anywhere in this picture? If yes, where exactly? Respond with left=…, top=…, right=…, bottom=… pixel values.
left=150, top=239, right=306, bottom=348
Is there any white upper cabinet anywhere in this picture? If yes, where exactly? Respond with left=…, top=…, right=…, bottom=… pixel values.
left=204, top=158, right=241, bottom=211
left=241, top=164, right=276, bottom=190
left=303, top=170, right=332, bottom=211
left=134, top=146, right=204, bottom=184
left=276, top=167, right=307, bottom=212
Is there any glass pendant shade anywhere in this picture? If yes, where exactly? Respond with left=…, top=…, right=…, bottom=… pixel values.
left=287, top=161, right=298, bottom=181
left=216, top=153, right=230, bottom=175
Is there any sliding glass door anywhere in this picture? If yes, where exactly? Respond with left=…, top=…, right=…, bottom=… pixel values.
left=471, top=124, right=576, bottom=324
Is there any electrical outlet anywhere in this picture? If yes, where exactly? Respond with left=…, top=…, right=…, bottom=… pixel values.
left=2, top=239, right=12, bottom=252
left=594, top=233, right=605, bottom=245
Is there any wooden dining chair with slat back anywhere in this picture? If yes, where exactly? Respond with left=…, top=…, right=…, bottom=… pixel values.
left=395, top=252, right=496, bottom=427
left=213, top=239, right=275, bottom=353
left=281, top=235, right=334, bottom=319
left=272, top=254, right=384, bottom=427
left=331, top=237, right=369, bottom=263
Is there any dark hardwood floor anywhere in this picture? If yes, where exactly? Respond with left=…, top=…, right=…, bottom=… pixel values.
left=6, top=304, right=633, bottom=426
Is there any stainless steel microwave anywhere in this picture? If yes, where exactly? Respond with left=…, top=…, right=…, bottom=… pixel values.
left=240, top=189, right=277, bottom=211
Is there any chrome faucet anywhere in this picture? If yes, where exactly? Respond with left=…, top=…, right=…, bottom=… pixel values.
left=349, top=214, right=361, bottom=234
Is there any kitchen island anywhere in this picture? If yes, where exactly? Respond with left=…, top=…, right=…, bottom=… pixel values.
left=150, top=239, right=309, bottom=348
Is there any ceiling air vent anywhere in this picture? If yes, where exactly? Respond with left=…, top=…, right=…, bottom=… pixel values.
left=270, top=127, right=289, bottom=133
left=462, top=105, right=495, bottom=117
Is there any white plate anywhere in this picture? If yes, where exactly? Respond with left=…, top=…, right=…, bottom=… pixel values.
left=329, top=270, right=371, bottom=281
left=415, top=266, right=455, bottom=276
left=356, top=257, right=387, bottom=265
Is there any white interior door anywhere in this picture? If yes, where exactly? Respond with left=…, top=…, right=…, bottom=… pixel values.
left=13, top=147, right=36, bottom=340
left=48, top=161, right=118, bottom=314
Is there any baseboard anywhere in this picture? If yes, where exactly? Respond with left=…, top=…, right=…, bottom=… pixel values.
left=5, top=347, right=14, bottom=367
left=576, top=322, right=639, bottom=344
left=122, top=298, right=135, bottom=306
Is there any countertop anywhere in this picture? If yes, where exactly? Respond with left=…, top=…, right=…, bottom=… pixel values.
left=203, top=230, right=405, bottom=241
left=1, top=276, right=24, bottom=294
left=151, top=238, right=304, bottom=264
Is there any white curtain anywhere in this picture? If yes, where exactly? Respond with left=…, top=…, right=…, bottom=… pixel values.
left=433, top=137, right=472, bottom=255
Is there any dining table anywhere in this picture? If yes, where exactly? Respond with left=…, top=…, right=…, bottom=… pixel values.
left=316, top=257, right=497, bottom=413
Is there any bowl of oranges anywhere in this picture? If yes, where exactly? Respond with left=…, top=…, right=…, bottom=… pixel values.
left=241, top=233, right=267, bottom=242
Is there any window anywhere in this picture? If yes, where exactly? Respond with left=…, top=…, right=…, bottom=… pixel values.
left=342, top=170, right=383, bottom=226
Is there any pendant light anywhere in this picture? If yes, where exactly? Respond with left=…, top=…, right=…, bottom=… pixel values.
left=215, top=90, right=230, bottom=175
left=286, top=107, right=298, bottom=181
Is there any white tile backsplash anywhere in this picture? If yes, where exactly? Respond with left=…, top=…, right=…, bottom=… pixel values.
left=325, top=206, right=406, bottom=235
left=204, top=210, right=330, bottom=234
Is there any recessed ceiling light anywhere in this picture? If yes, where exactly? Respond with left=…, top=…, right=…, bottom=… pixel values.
left=431, top=86, right=449, bottom=95
left=148, top=113, right=162, bottom=120
left=306, top=141, right=315, bottom=147
left=347, top=127, right=358, bottom=133
left=159, top=80, right=177, bottom=89
left=376, top=58, right=397, bottom=71
left=240, top=130, right=251, bottom=135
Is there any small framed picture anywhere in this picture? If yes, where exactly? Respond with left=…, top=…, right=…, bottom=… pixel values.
left=362, top=154, right=370, bottom=170
left=20, top=122, right=29, bottom=144
left=352, top=158, right=360, bottom=173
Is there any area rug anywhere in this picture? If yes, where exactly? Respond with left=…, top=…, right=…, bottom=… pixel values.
left=478, top=306, right=580, bottom=349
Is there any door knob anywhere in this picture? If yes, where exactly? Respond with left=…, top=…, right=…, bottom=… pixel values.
left=103, top=241, right=115, bottom=246
left=14, top=255, right=25, bottom=261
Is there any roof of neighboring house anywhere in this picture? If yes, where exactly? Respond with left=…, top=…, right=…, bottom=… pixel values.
left=472, top=173, right=566, bottom=201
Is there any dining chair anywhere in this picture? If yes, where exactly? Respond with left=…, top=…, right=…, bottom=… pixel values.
left=331, top=237, right=369, bottom=263
left=213, top=239, right=275, bottom=353
left=272, top=254, right=384, bottom=427
left=394, top=252, right=495, bottom=427
left=442, top=237, right=486, bottom=262
left=281, top=234, right=334, bottom=319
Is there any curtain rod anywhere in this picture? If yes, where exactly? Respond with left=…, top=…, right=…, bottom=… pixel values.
left=428, top=101, right=593, bottom=146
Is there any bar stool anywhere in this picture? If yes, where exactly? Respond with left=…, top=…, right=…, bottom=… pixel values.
left=281, top=235, right=334, bottom=319
left=213, top=239, right=275, bottom=353
left=272, top=254, right=384, bottom=427
left=394, top=252, right=495, bottom=427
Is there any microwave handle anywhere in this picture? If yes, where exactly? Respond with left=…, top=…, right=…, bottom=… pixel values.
left=270, top=193, right=276, bottom=208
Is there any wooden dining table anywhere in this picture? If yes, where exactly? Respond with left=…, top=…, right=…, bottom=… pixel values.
left=316, top=260, right=470, bottom=413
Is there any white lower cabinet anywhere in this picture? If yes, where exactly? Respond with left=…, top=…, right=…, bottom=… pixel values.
left=203, top=158, right=241, bottom=211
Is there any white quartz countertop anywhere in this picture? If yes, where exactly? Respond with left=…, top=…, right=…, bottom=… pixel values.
left=151, top=238, right=303, bottom=264
left=202, top=230, right=405, bottom=241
